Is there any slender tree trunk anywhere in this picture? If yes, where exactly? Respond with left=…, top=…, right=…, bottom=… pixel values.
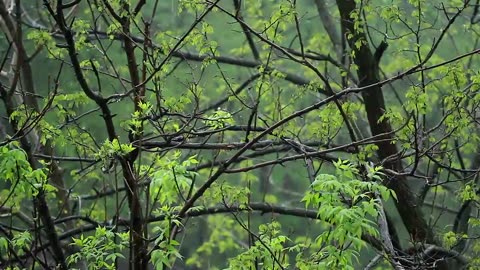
left=336, top=0, right=434, bottom=244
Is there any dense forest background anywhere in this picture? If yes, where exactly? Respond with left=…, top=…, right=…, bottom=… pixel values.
left=1, top=0, right=480, bottom=269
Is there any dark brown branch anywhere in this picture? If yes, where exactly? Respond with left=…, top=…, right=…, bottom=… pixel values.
left=233, top=0, right=260, bottom=60
left=140, top=139, right=330, bottom=151
left=34, top=190, right=68, bottom=270
left=42, top=202, right=383, bottom=256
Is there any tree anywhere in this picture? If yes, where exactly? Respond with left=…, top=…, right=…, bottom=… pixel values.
left=0, top=0, right=479, bottom=269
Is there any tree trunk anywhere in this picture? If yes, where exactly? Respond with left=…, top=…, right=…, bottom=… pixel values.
left=336, top=0, right=434, bottom=244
